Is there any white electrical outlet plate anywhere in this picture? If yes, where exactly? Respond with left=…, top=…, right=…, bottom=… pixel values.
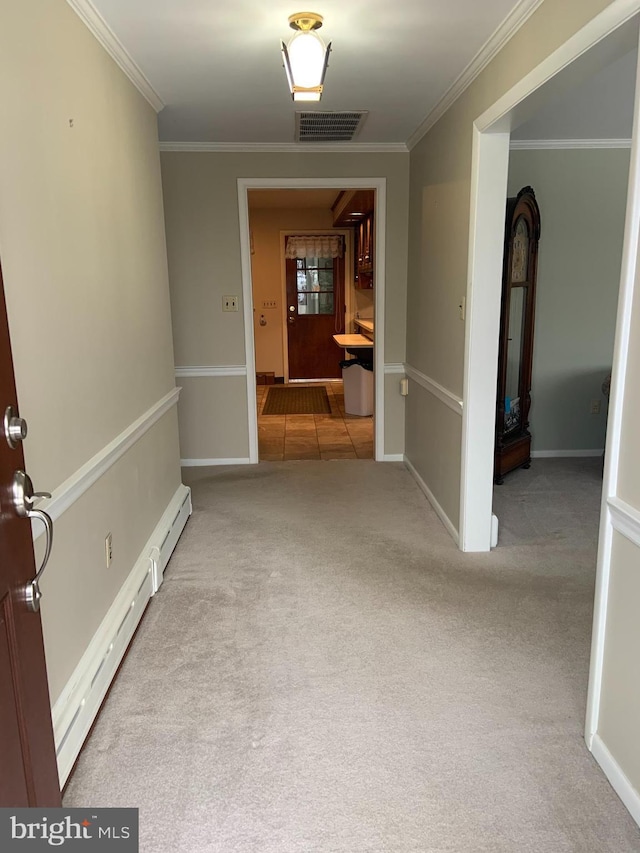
left=105, top=532, right=112, bottom=568
left=590, top=399, right=601, bottom=414
left=223, top=295, right=239, bottom=312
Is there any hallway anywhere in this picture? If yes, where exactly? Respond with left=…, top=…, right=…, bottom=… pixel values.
left=63, top=462, right=640, bottom=852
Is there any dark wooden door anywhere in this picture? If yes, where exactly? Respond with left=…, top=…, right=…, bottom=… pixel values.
left=285, top=247, right=345, bottom=380
left=0, top=262, right=61, bottom=806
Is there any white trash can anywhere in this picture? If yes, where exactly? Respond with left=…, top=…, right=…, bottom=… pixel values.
left=341, top=359, right=374, bottom=416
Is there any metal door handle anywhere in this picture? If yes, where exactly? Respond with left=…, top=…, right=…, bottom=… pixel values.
left=288, top=316, right=295, bottom=324
left=12, top=470, right=54, bottom=612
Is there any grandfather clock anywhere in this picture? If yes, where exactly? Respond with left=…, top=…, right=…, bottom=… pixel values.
left=495, top=186, right=541, bottom=484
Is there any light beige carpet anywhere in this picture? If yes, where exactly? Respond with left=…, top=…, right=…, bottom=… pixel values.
left=64, top=461, right=640, bottom=852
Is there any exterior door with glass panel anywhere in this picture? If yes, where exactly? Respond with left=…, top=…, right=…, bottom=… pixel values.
left=285, top=236, right=345, bottom=380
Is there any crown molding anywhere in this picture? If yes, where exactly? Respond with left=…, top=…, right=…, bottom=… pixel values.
left=407, top=0, right=545, bottom=150
left=510, top=137, right=633, bottom=150
left=158, top=141, right=409, bottom=154
left=66, top=0, right=164, bottom=113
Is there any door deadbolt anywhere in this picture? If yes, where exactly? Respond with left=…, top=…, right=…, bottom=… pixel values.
left=4, top=406, right=27, bottom=449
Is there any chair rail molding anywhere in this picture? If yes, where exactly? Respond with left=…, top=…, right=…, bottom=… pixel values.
left=181, top=457, right=252, bottom=467
left=175, top=365, right=248, bottom=378
left=404, top=364, right=463, bottom=415
left=608, top=495, right=640, bottom=549
left=33, top=388, right=180, bottom=538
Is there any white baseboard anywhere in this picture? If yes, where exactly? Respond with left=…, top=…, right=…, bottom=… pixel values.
left=383, top=453, right=405, bottom=462
left=404, top=455, right=459, bottom=546
left=591, top=734, right=640, bottom=828
left=491, top=513, right=499, bottom=548
left=180, top=457, right=252, bottom=467
left=531, top=449, right=604, bottom=458
left=52, top=484, right=192, bottom=787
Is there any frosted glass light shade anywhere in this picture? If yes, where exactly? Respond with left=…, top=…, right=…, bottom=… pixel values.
left=287, top=31, right=326, bottom=88
left=281, top=27, right=330, bottom=101
left=293, top=90, right=321, bottom=102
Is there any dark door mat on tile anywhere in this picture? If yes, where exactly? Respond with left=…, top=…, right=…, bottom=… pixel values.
left=262, top=385, right=331, bottom=415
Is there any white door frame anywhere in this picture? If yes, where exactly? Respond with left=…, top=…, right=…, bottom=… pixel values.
left=460, top=0, right=640, bottom=769
left=238, top=177, right=387, bottom=462
left=460, top=0, right=640, bottom=552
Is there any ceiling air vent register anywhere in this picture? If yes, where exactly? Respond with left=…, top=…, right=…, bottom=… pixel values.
left=295, top=111, right=368, bottom=142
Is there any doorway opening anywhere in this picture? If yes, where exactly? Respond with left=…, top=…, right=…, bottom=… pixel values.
left=492, top=130, right=630, bottom=546
left=459, top=1, right=640, bottom=800
left=238, top=179, right=386, bottom=462
left=460, top=12, right=639, bottom=551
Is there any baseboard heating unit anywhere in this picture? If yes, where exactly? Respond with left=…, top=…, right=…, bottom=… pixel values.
left=53, top=484, right=192, bottom=786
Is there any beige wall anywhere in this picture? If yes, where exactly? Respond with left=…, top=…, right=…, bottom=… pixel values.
left=161, top=152, right=410, bottom=460
left=598, top=203, right=640, bottom=800
left=406, top=0, right=640, bottom=818
left=507, top=148, right=629, bottom=452
left=598, top=531, right=640, bottom=794
left=405, top=0, right=617, bottom=532
left=249, top=207, right=334, bottom=377
left=0, top=0, right=182, bottom=702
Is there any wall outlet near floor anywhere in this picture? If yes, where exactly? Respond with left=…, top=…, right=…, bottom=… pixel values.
left=262, top=299, right=277, bottom=309
left=105, top=532, right=113, bottom=568
left=590, top=399, right=602, bottom=415
left=222, top=295, right=239, bottom=312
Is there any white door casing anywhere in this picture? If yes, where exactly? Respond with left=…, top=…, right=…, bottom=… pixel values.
left=238, top=177, right=387, bottom=461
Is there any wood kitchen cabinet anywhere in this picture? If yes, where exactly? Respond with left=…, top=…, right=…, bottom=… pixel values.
left=332, top=190, right=375, bottom=290
left=355, top=212, right=374, bottom=289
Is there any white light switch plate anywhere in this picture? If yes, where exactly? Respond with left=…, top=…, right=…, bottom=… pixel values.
left=223, top=295, right=238, bottom=312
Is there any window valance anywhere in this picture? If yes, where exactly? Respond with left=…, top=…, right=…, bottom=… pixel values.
left=285, top=235, right=344, bottom=259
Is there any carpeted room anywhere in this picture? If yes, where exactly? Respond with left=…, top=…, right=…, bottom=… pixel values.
left=63, top=460, right=640, bottom=852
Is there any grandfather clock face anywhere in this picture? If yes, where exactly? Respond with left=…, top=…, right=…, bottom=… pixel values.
left=511, top=216, right=529, bottom=283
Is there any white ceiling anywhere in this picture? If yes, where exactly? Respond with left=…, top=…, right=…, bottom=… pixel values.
left=88, top=0, right=529, bottom=145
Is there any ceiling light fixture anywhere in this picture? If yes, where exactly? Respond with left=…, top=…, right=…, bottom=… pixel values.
left=281, top=12, right=331, bottom=102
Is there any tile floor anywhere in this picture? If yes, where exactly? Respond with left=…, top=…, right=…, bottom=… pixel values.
left=257, top=381, right=374, bottom=461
